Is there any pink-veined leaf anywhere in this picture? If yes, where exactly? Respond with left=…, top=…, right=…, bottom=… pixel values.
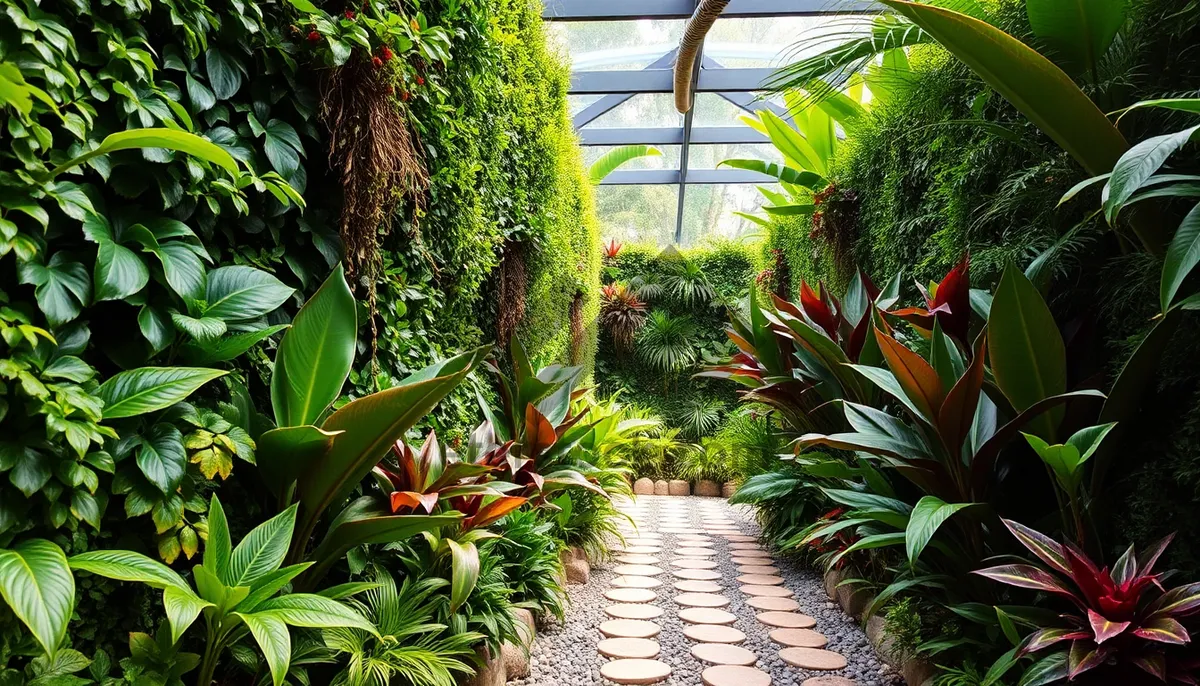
left=1087, top=608, right=1130, bottom=644
left=1132, top=617, right=1190, bottom=645
left=972, top=564, right=1082, bottom=604
left=1000, top=519, right=1071, bottom=575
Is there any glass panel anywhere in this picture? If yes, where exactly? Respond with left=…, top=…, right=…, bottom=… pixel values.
left=686, top=144, right=781, bottom=171
left=586, top=94, right=684, bottom=129
left=583, top=145, right=682, bottom=171
left=691, top=93, right=761, bottom=128
left=596, top=185, right=680, bottom=246
left=679, top=184, right=778, bottom=246
left=569, top=94, right=603, bottom=116
left=548, top=20, right=684, bottom=70
left=703, top=15, right=874, bottom=68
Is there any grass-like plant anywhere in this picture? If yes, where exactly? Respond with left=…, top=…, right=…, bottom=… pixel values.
left=636, top=310, right=698, bottom=374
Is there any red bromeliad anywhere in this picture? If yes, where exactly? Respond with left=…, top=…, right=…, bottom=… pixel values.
left=604, top=238, right=623, bottom=259
left=890, top=253, right=971, bottom=345
left=975, top=519, right=1200, bottom=683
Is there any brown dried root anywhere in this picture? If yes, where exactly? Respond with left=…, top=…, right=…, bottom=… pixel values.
left=321, top=57, right=428, bottom=295
left=496, top=242, right=529, bottom=346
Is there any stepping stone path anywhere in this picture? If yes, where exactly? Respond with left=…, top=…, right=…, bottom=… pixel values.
left=510, top=496, right=894, bottom=686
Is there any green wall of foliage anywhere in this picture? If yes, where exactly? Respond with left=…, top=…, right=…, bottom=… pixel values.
left=764, top=0, right=1200, bottom=571
left=596, top=241, right=759, bottom=449
left=0, top=0, right=597, bottom=665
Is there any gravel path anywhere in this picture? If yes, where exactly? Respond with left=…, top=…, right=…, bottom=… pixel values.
left=510, top=495, right=902, bottom=686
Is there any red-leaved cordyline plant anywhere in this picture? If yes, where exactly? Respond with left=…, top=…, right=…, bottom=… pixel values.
left=890, top=253, right=971, bottom=345
left=975, top=519, right=1200, bottom=683
left=604, top=238, right=623, bottom=259
left=374, top=431, right=502, bottom=516
left=600, top=282, right=647, bottom=352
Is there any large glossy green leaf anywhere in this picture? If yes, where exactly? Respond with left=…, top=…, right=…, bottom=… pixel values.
left=256, top=425, right=341, bottom=501
left=235, top=611, right=290, bottom=686
left=204, top=495, right=232, bottom=581
left=446, top=538, right=479, bottom=612
left=253, top=593, right=376, bottom=632
left=94, top=240, right=149, bottom=302
left=271, top=265, right=356, bottom=428
left=68, top=549, right=191, bottom=592
left=44, top=128, right=239, bottom=180
left=227, top=504, right=297, bottom=587
left=987, top=264, right=1066, bottom=440
left=136, top=424, right=187, bottom=494
left=587, top=145, right=662, bottom=183
left=303, top=496, right=460, bottom=586
left=203, top=266, right=294, bottom=321
left=236, top=563, right=312, bottom=613
left=905, top=496, right=978, bottom=565
left=718, top=159, right=826, bottom=188
left=162, top=586, right=213, bottom=644
left=759, top=110, right=824, bottom=174
left=1026, top=0, right=1128, bottom=79
left=293, top=346, right=488, bottom=545
left=881, top=1, right=1128, bottom=178
left=98, top=367, right=228, bottom=419
left=0, top=539, right=74, bottom=657
left=179, top=324, right=289, bottom=365
left=1104, top=126, right=1200, bottom=224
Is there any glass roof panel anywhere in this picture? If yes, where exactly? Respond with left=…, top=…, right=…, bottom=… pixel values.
left=679, top=184, right=777, bottom=247
left=586, top=94, right=684, bottom=129
left=596, top=184, right=680, bottom=246
left=569, top=94, right=603, bottom=116
left=704, top=15, right=874, bottom=68
left=691, top=93, right=760, bottom=128
left=548, top=19, right=684, bottom=71
left=584, top=145, right=682, bottom=171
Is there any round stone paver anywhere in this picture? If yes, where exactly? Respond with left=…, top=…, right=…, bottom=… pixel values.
left=729, top=542, right=763, bottom=550
left=673, top=569, right=722, bottom=581
left=731, top=549, right=771, bottom=558
left=618, top=554, right=661, bottom=565
left=606, top=588, right=658, bottom=603
left=770, top=629, right=828, bottom=648
left=674, top=580, right=723, bottom=593
left=679, top=534, right=713, bottom=541
left=731, top=558, right=773, bottom=567
left=737, top=565, right=780, bottom=575
left=747, top=596, right=800, bottom=612
left=677, top=547, right=717, bottom=557
left=737, top=574, right=784, bottom=585
left=779, top=648, right=847, bottom=671
left=801, top=677, right=856, bottom=686
left=605, top=604, right=665, bottom=620
left=691, top=643, right=758, bottom=666
left=702, top=665, right=772, bottom=686
left=614, top=564, right=664, bottom=577
left=623, top=538, right=664, bottom=545
left=740, top=585, right=794, bottom=598
left=600, top=619, right=661, bottom=639
left=722, top=534, right=757, bottom=542
left=757, top=611, right=816, bottom=629
left=600, top=658, right=672, bottom=684
left=679, top=608, right=738, bottom=625
left=672, top=559, right=719, bottom=570
left=598, top=637, right=661, bottom=659
left=624, top=546, right=663, bottom=554
left=684, top=624, right=747, bottom=644
left=613, top=575, right=663, bottom=589
left=674, top=593, right=731, bottom=608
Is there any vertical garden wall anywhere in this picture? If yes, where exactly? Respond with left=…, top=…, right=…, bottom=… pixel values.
left=0, top=0, right=604, bottom=681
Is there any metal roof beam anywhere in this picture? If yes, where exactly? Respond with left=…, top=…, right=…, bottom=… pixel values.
left=598, top=169, right=777, bottom=185
left=543, top=0, right=879, bottom=20
left=577, top=126, right=766, bottom=145
left=570, top=67, right=775, bottom=94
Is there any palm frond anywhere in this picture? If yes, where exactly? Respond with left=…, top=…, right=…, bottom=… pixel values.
left=636, top=310, right=699, bottom=373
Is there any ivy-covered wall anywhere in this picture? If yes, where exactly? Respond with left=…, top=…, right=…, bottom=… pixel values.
left=766, top=0, right=1200, bottom=570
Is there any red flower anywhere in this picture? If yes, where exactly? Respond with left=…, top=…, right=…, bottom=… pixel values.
left=306, top=30, right=321, bottom=43
left=344, top=9, right=355, bottom=19
left=371, top=56, right=383, bottom=68
left=400, top=90, right=411, bottom=102
left=381, top=45, right=394, bottom=61
left=416, top=75, right=425, bottom=86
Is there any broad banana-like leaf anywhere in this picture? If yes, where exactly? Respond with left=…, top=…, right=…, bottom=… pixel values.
left=587, top=145, right=662, bottom=184
left=763, top=203, right=817, bottom=216
left=1025, top=0, right=1128, bottom=81
left=446, top=539, right=479, bottom=612
left=256, top=425, right=342, bottom=501
left=293, top=346, right=489, bottom=548
left=905, top=496, right=979, bottom=565
left=302, top=496, right=461, bottom=587
left=44, top=128, right=239, bottom=181
left=880, top=0, right=1128, bottom=178
left=759, top=110, right=825, bottom=174
left=718, top=159, right=826, bottom=188
left=271, top=264, right=357, bottom=428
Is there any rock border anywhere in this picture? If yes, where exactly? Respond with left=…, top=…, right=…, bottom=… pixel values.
left=822, top=568, right=935, bottom=685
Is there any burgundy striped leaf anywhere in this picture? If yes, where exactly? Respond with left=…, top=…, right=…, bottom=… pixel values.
left=1068, top=641, right=1108, bottom=680
left=1087, top=608, right=1130, bottom=643
left=972, top=564, right=1081, bottom=604
left=1001, top=518, right=1071, bottom=575
left=1132, top=617, right=1191, bottom=645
